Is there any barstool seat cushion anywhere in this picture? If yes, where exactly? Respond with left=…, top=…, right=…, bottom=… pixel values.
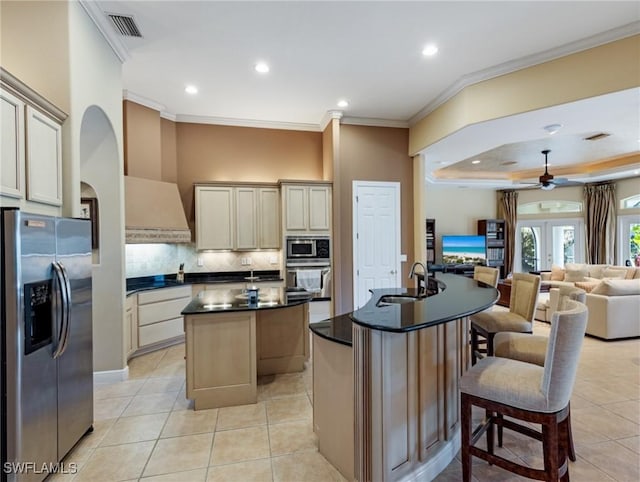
left=459, top=357, right=559, bottom=413
left=470, top=311, right=532, bottom=333
left=494, top=333, right=547, bottom=366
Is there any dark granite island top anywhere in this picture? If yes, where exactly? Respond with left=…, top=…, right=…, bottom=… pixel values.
left=181, top=287, right=311, bottom=314
left=310, top=272, right=499, bottom=346
left=310, top=272, right=500, bottom=482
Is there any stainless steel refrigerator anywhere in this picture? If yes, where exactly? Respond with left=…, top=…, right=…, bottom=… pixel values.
left=1, top=208, right=93, bottom=482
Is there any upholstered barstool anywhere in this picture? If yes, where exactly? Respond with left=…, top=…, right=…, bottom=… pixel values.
left=473, top=265, right=500, bottom=288
left=460, top=299, right=588, bottom=481
left=470, top=272, right=540, bottom=364
left=493, top=285, right=587, bottom=462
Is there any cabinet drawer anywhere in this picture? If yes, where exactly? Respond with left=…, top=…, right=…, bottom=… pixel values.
left=139, top=317, right=184, bottom=346
left=138, top=297, right=191, bottom=326
left=138, top=286, right=192, bottom=305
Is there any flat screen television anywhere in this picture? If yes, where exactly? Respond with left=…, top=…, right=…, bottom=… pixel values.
left=442, top=235, right=487, bottom=265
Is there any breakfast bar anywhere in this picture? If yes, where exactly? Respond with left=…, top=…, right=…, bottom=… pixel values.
left=311, top=273, right=499, bottom=481
left=181, top=287, right=311, bottom=410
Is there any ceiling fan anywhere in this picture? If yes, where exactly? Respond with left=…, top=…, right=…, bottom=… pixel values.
left=529, top=149, right=582, bottom=190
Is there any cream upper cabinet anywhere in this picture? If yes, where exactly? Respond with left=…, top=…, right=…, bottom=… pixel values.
left=235, top=187, right=258, bottom=249
left=25, top=106, right=63, bottom=206
left=196, top=186, right=234, bottom=250
left=282, top=183, right=332, bottom=233
left=196, top=183, right=280, bottom=251
left=0, top=89, right=25, bottom=199
left=1, top=69, right=66, bottom=212
left=258, top=187, right=280, bottom=248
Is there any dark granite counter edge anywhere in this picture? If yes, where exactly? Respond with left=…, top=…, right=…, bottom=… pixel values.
left=181, top=293, right=312, bottom=315
left=126, top=270, right=283, bottom=295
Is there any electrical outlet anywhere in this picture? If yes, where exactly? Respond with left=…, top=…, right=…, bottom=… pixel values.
left=197, top=257, right=204, bottom=267
left=247, top=257, right=252, bottom=265
left=240, top=257, right=246, bottom=265
left=269, top=256, right=278, bottom=264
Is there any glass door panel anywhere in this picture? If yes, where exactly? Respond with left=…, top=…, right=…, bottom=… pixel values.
left=516, top=219, right=583, bottom=272
left=618, top=215, right=640, bottom=266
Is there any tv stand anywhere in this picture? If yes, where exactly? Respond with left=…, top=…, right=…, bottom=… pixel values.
left=444, top=264, right=475, bottom=277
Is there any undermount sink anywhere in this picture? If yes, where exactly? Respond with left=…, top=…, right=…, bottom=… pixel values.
left=376, top=295, right=422, bottom=307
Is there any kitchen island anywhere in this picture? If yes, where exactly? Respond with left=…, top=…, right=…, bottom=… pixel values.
left=310, top=273, right=499, bottom=481
left=181, top=287, right=311, bottom=410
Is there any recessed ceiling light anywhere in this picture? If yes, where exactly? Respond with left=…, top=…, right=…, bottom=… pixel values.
left=185, top=85, right=198, bottom=95
left=422, top=44, right=438, bottom=56
left=255, top=62, right=270, bottom=73
left=471, top=159, right=481, bottom=165
left=337, top=99, right=349, bottom=108
left=543, top=123, right=562, bottom=135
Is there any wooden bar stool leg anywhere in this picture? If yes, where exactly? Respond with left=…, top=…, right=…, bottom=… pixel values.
left=471, top=327, right=478, bottom=365
left=461, top=394, right=472, bottom=482
left=566, top=403, right=576, bottom=462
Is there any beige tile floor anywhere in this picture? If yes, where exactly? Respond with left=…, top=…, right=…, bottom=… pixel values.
left=53, top=318, right=639, bottom=482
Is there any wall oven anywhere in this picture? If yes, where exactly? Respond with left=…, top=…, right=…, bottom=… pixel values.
left=285, top=235, right=331, bottom=299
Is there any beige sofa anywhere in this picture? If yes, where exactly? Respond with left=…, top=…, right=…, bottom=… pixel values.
left=543, top=279, right=640, bottom=340
left=540, top=263, right=640, bottom=291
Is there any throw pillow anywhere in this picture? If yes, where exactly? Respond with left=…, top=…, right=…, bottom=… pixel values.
left=601, top=267, right=628, bottom=280
left=574, top=281, right=599, bottom=293
left=590, top=279, right=640, bottom=296
left=564, top=269, right=588, bottom=283
left=587, top=264, right=609, bottom=279
left=550, top=264, right=565, bottom=281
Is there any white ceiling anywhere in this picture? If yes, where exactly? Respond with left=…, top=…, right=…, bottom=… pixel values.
left=90, top=1, right=640, bottom=187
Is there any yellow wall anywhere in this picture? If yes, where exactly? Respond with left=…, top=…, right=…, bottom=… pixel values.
left=124, top=100, right=162, bottom=180
left=410, top=35, right=640, bottom=155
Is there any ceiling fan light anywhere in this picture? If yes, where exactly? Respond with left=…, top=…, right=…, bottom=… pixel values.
left=541, top=183, right=556, bottom=191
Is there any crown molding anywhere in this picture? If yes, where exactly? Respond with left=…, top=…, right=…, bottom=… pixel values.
left=160, top=111, right=177, bottom=122
left=79, top=0, right=130, bottom=63
left=320, top=110, right=344, bottom=131
left=122, top=90, right=167, bottom=112
left=342, top=116, right=409, bottom=129
left=409, top=21, right=640, bottom=126
left=175, top=114, right=320, bottom=132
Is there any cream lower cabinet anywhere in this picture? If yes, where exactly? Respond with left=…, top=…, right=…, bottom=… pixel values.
left=137, top=286, right=192, bottom=349
left=125, top=294, right=138, bottom=359
left=195, top=184, right=280, bottom=250
left=282, top=183, right=332, bottom=234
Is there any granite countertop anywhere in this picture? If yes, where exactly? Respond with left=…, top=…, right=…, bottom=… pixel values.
left=310, top=273, right=499, bottom=345
left=181, top=287, right=312, bottom=314
left=126, top=270, right=283, bottom=295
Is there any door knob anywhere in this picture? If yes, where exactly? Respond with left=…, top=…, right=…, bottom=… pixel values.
left=390, top=270, right=396, bottom=275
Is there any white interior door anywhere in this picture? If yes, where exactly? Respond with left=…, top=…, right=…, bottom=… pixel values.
left=353, top=181, right=401, bottom=309
left=516, top=218, right=583, bottom=272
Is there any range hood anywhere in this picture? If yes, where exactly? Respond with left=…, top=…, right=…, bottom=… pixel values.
left=124, top=176, right=191, bottom=243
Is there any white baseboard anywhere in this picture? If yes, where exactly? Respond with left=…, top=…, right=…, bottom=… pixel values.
left=93, top=365, right=129, bottom=384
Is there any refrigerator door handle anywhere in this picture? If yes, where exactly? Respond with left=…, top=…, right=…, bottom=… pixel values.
left=52, top=261, right=69, bottom=359
left=57, top=261, right=72, bottom=356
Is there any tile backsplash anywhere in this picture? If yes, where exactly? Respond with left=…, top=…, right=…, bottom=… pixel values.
left=125, top=243, right=281, bottom=278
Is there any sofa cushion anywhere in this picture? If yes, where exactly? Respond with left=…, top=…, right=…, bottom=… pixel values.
left=602, top=267, right=629, bottom=280
left=564, top=269, right=588, bottom=283
left=575, top=280, right=600, bottom=293
left=550, top=264, right=565, bottom=281
left=586, top=264, right=610, bottom=279
left=590, top=279, right=640, bottom=296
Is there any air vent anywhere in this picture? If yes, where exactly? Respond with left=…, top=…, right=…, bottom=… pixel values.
left=583, top=132, right=611, bottom=141
left=108, top=14, right=142, bottom=37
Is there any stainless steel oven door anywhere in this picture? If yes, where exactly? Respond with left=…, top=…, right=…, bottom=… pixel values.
left=286, top=267, right=331, bottom=299
left=287, top=238, right=316, bottom=258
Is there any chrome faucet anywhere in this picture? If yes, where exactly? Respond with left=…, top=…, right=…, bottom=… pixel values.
left=408, top=261, right=426, bottom=279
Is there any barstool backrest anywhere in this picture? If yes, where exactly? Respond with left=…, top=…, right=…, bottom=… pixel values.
left=542, top=299, right=588, bottom=411
left=473, top=266, right=499, bottom=288
left=509, top=273, right=541, bottom=322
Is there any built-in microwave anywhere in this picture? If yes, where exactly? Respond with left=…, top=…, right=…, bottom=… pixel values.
left=285, top=235, right=330, bottom=265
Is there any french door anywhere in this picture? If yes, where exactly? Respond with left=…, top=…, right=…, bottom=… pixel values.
left=618, top=214, right=640, bottom=266
left=515, top=219, right=584, bottom=272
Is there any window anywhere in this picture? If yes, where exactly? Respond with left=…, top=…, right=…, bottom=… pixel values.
left=621, top=194, right=640, bottom=209
left=618, top=214, right=640, bottom=266
left=518, top=201, right=582, bottom=216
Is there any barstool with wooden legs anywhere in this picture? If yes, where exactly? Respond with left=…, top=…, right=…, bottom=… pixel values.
left=460, top=299, right=588, bottom=481
left=493, top=285, right=587, bottom=462
left=470, top=272, right=540, bottom=364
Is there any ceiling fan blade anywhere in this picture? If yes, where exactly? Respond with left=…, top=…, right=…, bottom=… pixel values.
left=552, top=178, right=583, bottom=187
